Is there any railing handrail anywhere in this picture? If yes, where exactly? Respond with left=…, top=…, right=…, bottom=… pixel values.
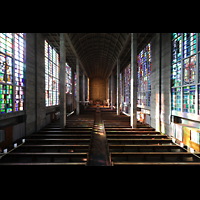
left=0, top=139, right=25, bottom=159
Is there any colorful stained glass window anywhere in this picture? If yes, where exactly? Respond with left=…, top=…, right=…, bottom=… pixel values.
left=172, top=34, right=181, bottom=63
left=0, top=85, right=12, bottom=113
left=183, top=85, right=195, bottom=113
left=75, top=73, right=77, bottom=100
left=172, top=87, right=181, bottom=111
left=171, top=33, right=200, bottom=115
left=15, top=86, right=24, bottom=111
left=124, top=64, right=131, bottom=105
left=137, top=42, right=151, bottom=107
left=183, top=55, right=196, bottom=85
left=0, top=53, right=13, bottom=84
left=199, top=53, right=200, bottom=83
left=0, top=33, right=13, bottom=57
left=66, top=63, right=72, bottom=94
left=171, top=61, right=181, bottom=87
left=87, top=77, right=89, bottom=101
left=199, top=85, right=200, bottom=115
left=183, top=33, right=196, bottom=58
left=45, top=40, right=59, bottom=107
left=0, top=33, right=25, bottom=114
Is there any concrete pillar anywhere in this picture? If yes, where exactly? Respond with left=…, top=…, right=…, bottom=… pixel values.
left=60, top=33, right=66, bottom=128
left=111, top=72, right=114, bottom=110
left=151, top=33, right=161, bottom=132
left=83, top=72, right=85, bottom=104
left=130, top=33, right=137, bottom=128
left=76, top=58, right=80, bottom=115
left=72, top=68, right=75, bottom=110
left=117, top=58, right=120, bottom=115
left=106, top=78, right=109, bottom=106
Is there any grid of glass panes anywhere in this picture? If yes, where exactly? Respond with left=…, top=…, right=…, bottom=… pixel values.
left=87, top=77, right=89, bottom=101
left=0, top=33, right=26, bottom=114
left=171, top=33, right=198, bottom=114
left=171, top=87, right=181, bottom=111
left=75, top=73, right=77, bottom=100
left=66, top=63, right=72, bottom=94
left=199, top=85, right=200, bottom=114
left=45, top=40, right=59, bottom=107
left=183, top=85, right=195, bottom=113
left=14, top=33, right=26, bottom=111
left=124, top=64, right=131, bottom=104
left=137, top=42, right=151, bottom=107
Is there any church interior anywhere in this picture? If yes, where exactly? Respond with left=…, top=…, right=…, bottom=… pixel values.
left=1, top=33, right=200, bottom=166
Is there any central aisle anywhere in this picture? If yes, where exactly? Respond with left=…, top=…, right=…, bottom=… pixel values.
left=87, top=108, right=111, bottom=166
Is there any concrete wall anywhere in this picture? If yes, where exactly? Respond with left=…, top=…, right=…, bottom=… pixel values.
left=151, top=33, right=161, bottom=132
left=160, top=33, right=171, bottom=136
left=150, top=33, right=171, bottom=136
left=26, top=33, right=36, bottom=135
left=26, top=33, right=46, bottom=135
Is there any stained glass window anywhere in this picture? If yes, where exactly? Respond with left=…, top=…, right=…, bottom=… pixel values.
left=172, top=87, right=181, bottom=111
left=0, top=33, right=26, bottom=114
left=199, top=85, right=200, bottom=115
left=171, top=33, right=199, bottom=115
left=172, top=34, right=181, bottom=63
left=124, top=64, right=131, bottom=105
left=75, top=73, right=77, bottom=100
left=87, top=77, right=89, bottom=101
left=0, top=85, right=12, bottom=113
left=171, top=61, right=181, bottom=87
left=66, top=63, right=72, bottom=94
left=15, top=86, right=24, bottom=111
left=183, top=55, right=196, bottom=85
left=183, top=33, right=196, bottom=58
left=137, top=42, right=151, bottom=107
left=45, top=40, right=59, bottom=107
left=183, top=85, right=195, bottom=113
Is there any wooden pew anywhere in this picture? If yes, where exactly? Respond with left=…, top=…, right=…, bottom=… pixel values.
left=14, top=144, right=89, bottom=153
left=112, top=162, right=200, bottom=166
left=0, top=152, right=88, bottom=163
left=108, top=144, right=186, bottom=152
left=37, top=130, right=92, bottom=134
left=41, top=127, right=92, bottom=131
left=28, top=134, right=91, bottom=139
left=110, top=152, right=200, bottom=162
left=105, top=128, right=155, bottom=131
left=106, top=131, right=161, bottom=135
left=0, top=162, right=87, bottom=166
left=107, top=138, right=173, bottom=145
left=106, top=134, right=167, bottom=139
left=25, top=138, right=91, bottom=145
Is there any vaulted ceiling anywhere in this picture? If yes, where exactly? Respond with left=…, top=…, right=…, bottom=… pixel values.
left=42, top=33, right=156, bottom=79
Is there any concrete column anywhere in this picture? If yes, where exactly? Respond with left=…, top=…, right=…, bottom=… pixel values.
left=117, top=58, right=120, bottom=115
left=72, top=68, right=75, bottom=110
left=111, top=72, right=114, bottom=110
left=151, top=33, right=161, bottom=132
left=106, top=78, right=109, bottom=106
left=60, top=33, right=66, bottom=128
left=83, top=72, right=85, bottom=104
left=130, top=33, right=137, bottom=128
left=76, top=58, right=80, bottom=115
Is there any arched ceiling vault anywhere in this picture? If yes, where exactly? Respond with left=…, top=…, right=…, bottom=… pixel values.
left=42, top=33, right=156, bottom=79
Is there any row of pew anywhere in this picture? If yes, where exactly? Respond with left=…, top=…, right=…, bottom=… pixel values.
left=103, top=112, right=200, bottom=166
left=0, top=111, right=95, bottom=166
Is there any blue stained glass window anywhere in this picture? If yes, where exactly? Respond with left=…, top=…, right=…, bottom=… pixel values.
left=137, top=42, right=151, bottom=107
